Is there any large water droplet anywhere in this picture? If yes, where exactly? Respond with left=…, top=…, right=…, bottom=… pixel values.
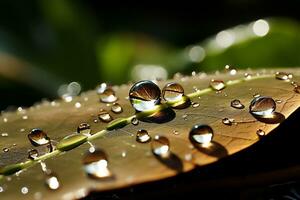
left=162, top=82, right=184, bottom=102
left=249, top=96, right=276, bottom=117
left=189, top=125, right=213, bottom=146
left=28, top=149, right=39, bottom=160
left=77, top=123, right=91, bottom=136
left=98, top=109, right=113, bottom=122
left=210, top=80, right=226, bottom=91
left=45, top=173, right=60, bottom=190
left=275, top=72, right=290, bottom=80
left=111, top=103, right=123, bottom=114
left=136, top=129, right=151, bottom=143
left=230, top=99, right=245, bottom=109
left=82, top=149, right=112, bottom=179
left=99, top=88, right=118, bottom=103
left=28, top=129, right=51, bottom=147
left=129, top=80, right=161, bottom=112
left=151, top=135, right=170, bottom=158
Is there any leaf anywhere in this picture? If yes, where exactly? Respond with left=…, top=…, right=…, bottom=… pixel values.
left=1, top=68, right=300, bottom=199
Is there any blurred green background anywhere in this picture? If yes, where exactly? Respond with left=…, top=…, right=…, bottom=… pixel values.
left=0, top=0, right=300, bottom=110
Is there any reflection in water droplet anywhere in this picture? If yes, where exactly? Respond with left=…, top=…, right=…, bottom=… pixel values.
left=82, top=149, right=112, bottom=179
left=192, top=102, right=200, bottom=108
left=99, top=88, right=118, bottom=103
left=21, top=187, right=29, bottom=194
left=98, top=110, right=113, bottom=123
left=275, top=72, right=290, bottom=80
left=189, top=124, right=213, bottom=146
left=28, top=149, right=39, bottom=160
left=151, top=135, right=170, bottom=158
left=3, top=148, right=9, bottom=152
left=131, top=117, right=139, bottom=125
left=96, top=83, right=108, bottom=94
left=111, top=103, right=123, bottom=114
left=28, top=129, right=51, bottom=147
left=136, top=129, right=151, bottom=143
left=230, top=99, right=245, bottom=109
left=162, top=82, right=184, bottom=102
left=129, top=80, right=161, bottom=112
left=256, top=129, right=265, bottom=137
left=77, top=123, right=91, bottom=136
left=45, top=173, right=60, bottom=190
left=210, top=80, right=226, bottom=91
left=249, top=96, right=276, bottom=117
left=222, top=118, right=235, bottom=126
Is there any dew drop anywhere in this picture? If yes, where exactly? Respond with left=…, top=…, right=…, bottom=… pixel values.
left=253, top=93, right=261, bottom=98
left=3, top=118, right=8, bottom=123
left=136, top=129, right=151, bottom=143
left=28, top=149, right=39, bottom=160
left=182, top=114, right=188, bottom=120
left=77, top=123, right=91, bottom=136
left=22, top=115, right=28, bottom=120
left=275, top=72, right=289, bottom=80
left=249, top=96, right=276, bottom=117
left=3, top=147, right=9, bottom=153
left=244, top=73, right=252, bottom=79
left=275, top=99, right=282, bottom=104
left=28, top=129, right=51, bottom=147
left=21, top=187, right=29, bottom=194
left=151, top=135, right=170, bottom=158
left=45, top=173, right=60, bottom=190
left=230, top=99, right=245, bottom=109
left=210, top=80, right=226, bottom=91
left=192, top=102, right=200, bottom=108
left=222, top=118, right=235, bottom=126
left=74, top=102, right=81, bottom=108
left=189, top=124, right=213, bottom=145
left=93, top=119, right=98, bottom=123
left=129, top=80, right=161, bottom=112
left=98, top=109, right=113, bottom=123
left=99, top=88, right=118, bottom=103
left=131, top=118, right=139, bottom=125
left=121, top=151, right=127, bottom=158
left=224, top=65, right=237, bottom=75
left=173, top=130, right=179, bottom=135
left=256, top=129, right=265, bottom=137
left=82, top=149, right=112, bottom=179
left=111, top=103, right=123, bottom=114
left=162, top=82, right=184, bottom=102
left=1, top=133, right=8, bottom=137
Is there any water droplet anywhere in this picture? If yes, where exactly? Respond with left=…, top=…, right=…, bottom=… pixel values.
left=182, top=114, right=188, bottom=120
left=162, top=82, right=184, bottom=102
left=244, top=73, right=252, bottom=79
left=77, top=123, right=91, bottom=136
left=136, top=129, right=151, bottom=143
left=93, top=119, right=98, bottom=123
left=224, top=65, right=237, bottom=75
left=45, top=173, right=60, bottom=190
left=256, top=129, right=265, bottom=137
left=222, top=118, right=235, bottom=126
left=192, top=102, right=200, bottom=108
left=275, top=72, right=290, bottom=80
left=111, top=103, right=123, bottom=114
left=3, top=118, right=8, bottom=123
left=75, top=102, right=81, bottom=108
left=28, top=129, right=51, bottom=147
left=1, top=133, right=8, bottom=137
left=253, top=93, right=261, bottom=98
left=3, top=148, right=9, bottom=152
left=21, top=187, right=29, bottom=194
left=151, top=135, right=170, bottom=158
left=98, top=109, right=113, bottom=122
left=230, top=99, right=245, bottom=109
left=28, top=149, right=39, bottom=160
left=173, top=130, right=179, bottom=135
left=99, top=88, right=118, bottom=103
left=129, top=80, right=161, bottom=112
left=184, top=153, right=193, bottom=161
left=121, top=151, right=127, bottom=157
left=210, top=80, right=226, bottom=91
left=275, top=99, right=282, bottom=104
left=249, top=96, right=276, bottom=117
left=22, top=115, right=28, bottom=120
left=82, top=149, right=112, bottom=179
left=189, top=124, right=213, bottom=145
left=294, top=85, right=300, bottom=94
left=131, top=118, right=139, bottom=125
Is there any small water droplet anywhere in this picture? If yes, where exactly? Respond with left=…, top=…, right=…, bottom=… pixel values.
left=22, top=115, right=28, bottom=120
left=3, top=147, right=9, bottom=152
left=75, top=102, right=81, bottom=108
left=275, top=99, right=282, bottom=104
left=0, top=186, right=3, bottom=192
left=131, top=118, right=139, bottom=125
left=253, top=93, right=261, bottom=98
left=162, top=82, right=184, bottom=102
left=129, top=80, right=161, bottom=112
left=98, top=109, right=113, bottom=122
left=189, top=124, right=213, bottom=145
left=1, top=133, right=8, bottom=137
left=62, top=95, right=73, bottom=102
left=173, top=130, right=179, bottom=135
left=93, top=119, right=98, bottom=123
left=45, top=173, right=60, bottom=190
left=121, top=151, right=127, bottom=158
left=192, top=102, right=200, bottom=108
left=20, top=128, right=25, bottom=132
left=3, top=118, right=8, bottom=123
left=182, top=114, right=188, bottom=120
left=230, top=99, right=245, bottom=109
left=111, top=103, right=123, bottom=114
left=82, top=149, right=112, bottom=179
left=249, top=96, right=276, bottom=117
left=151, top=135, right=170, bottom=158
left=28, top=129, right=51, bottom=147
left=99, top=88, right=118, bottom=103
left=136, top=129, right=151, bottom=143
left=222, top=118, right=235, bottom=126
left=77, top=123, right=91, bottom=136
left=275, top=72, right=290, bottom=80
left=21, top=187, right=29, bottom=194
left=210, top=80, right=226, bottom=91
left=184, top=153, right=193, bottom=161
left=256, top=129, right=265, bottom=137
left=224, top=65, right=237, bottom=75
left=28, top=149, right=39, bottom=160
left=244, top=73, right=252, bottom=79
